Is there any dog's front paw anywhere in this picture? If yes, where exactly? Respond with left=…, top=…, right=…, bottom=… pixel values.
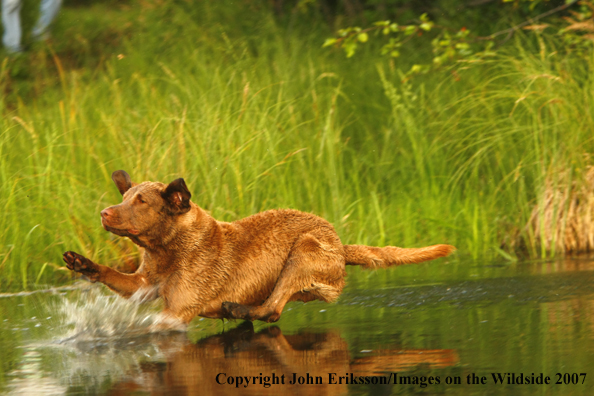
left=62, top=251, right=101, bottom=282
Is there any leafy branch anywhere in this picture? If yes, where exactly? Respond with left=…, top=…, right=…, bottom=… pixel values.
left=323, top=0, right=590, bottom=79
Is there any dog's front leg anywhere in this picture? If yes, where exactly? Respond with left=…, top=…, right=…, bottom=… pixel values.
left=63, top=251, right=149, bottom=299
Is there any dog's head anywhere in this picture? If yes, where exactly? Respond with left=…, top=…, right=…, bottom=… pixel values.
left=101, top=170, right=194, bottom=247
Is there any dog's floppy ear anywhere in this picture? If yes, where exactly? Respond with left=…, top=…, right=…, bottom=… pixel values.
left=112, top=170, right=134, bottom=195
left=162, top=178, right=192, bottom=214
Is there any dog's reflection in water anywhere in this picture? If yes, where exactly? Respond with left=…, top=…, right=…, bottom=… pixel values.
left=105, top=322, right=458, bottom=396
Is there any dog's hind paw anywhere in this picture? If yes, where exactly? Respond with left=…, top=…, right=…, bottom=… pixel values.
left=221, top=302, right=280, bottom=323
left=221, top=301, right=253, bottom=321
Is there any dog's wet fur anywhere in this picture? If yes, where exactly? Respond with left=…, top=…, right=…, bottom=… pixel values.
left=63, top=170, right=455, bottom=323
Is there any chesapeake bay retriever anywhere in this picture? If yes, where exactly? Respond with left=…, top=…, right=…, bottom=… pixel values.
left=62, top=170, right=455, bottom=324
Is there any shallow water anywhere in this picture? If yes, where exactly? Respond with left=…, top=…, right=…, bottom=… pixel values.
left=1, top=259, right=593, bottom=395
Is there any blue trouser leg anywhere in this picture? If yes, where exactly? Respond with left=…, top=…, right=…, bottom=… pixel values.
left=2, top=0, right=23, bottom=52
left=32, top=0, right=62, bottom=40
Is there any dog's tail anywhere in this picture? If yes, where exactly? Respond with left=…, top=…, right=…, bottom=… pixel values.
left=344, top=244, right=455, bottom=269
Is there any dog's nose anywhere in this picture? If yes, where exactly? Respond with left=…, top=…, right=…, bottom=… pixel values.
left=101, top=208, right=113, bottom=219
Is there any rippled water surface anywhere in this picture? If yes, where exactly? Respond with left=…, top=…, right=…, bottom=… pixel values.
left=1, top=258, right=593, bottom=395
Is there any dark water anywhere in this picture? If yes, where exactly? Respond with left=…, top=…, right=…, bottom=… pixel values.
left=1, top=259, right=593, bottom=395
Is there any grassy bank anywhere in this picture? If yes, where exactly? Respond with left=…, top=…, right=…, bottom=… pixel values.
left=1, top=1, right=593, bottom=290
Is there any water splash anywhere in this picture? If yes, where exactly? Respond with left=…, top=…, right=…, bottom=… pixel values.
left=55, top=286, right=185, bottom=344
left=5, top=286, right=189, bottom=395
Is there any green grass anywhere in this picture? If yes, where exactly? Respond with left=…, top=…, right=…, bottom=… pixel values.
left=1, top=1, right=593, bottom=290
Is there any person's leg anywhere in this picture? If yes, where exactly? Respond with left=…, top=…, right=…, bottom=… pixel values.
left=31, top=0, right=62, bottom=40
left=2, top=0, right=23, bottom=52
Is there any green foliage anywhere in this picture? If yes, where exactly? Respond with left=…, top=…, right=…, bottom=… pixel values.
left=323, top=0, right=590, bottom=78
left=323, top=13, right=498, bottom=78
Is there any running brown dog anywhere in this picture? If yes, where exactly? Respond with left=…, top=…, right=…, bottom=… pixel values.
left=63, top=170, right=455, bottom=324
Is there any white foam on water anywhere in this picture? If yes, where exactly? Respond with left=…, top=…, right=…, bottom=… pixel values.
left=6, top=286, right=192, bottom=395
left=55, top=286, right=186, bottom=343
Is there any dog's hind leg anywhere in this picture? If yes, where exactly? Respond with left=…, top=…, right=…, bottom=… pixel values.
left=222, top=233, right=346, bottom=322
